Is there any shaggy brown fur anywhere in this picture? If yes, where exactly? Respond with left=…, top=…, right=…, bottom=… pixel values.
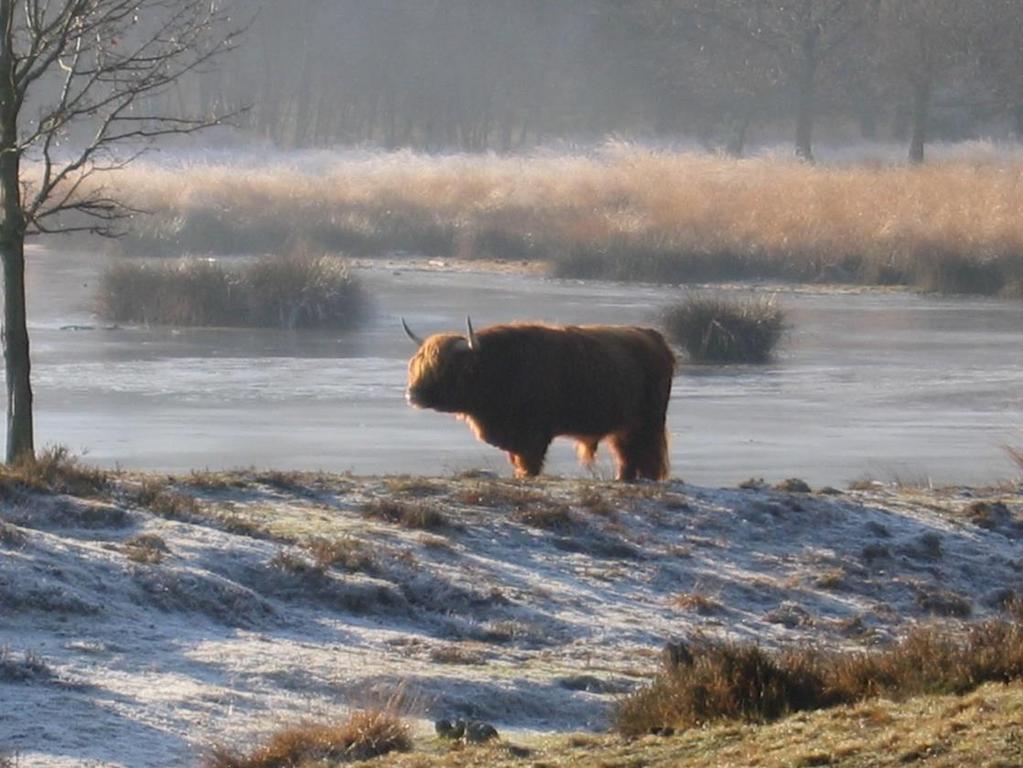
left=405, top=322, right=675, bottom=480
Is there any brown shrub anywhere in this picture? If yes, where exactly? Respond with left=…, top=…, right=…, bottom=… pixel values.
left=206, top=709, right=410, bottom=768
left=361, top=499, right=449, bottom=530
left=616, top=617, right=1023, bottom=736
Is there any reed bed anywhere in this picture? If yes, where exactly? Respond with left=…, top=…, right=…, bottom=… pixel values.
left=59, top=145, right=1023, bottom=295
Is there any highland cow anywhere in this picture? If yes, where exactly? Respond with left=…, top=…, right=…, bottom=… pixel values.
left=402, top=317, right=675, bottom=480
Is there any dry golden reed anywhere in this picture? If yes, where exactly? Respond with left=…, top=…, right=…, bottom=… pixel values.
left=52, top=144, right=1023, bottom=293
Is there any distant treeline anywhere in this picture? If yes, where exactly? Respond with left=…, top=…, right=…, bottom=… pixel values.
left=159, top=1, right=1022, bottom=161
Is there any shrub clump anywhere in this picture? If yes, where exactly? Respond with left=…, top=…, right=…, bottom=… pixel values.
left=616, top=616, right=1023, bottom=736
left=206, top=709, right=410, bottom=768
left=97, top=250, right=365, bottom=330
left=663, top=294, right=785, bottom=363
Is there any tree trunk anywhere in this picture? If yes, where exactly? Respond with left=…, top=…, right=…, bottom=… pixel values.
left=908, top=77, right=930, bottom=164
left=794, top=55, right=817, bottom=161
left=725, top=109, right=752, bottom=158
left=0, top=0, right=34, bottom=463
left=794, top=9, right=818, bottom=162
left=0, top=231, right=33, bottom=464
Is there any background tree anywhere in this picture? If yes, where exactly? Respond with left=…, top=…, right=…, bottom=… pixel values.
left=669, top=0, right=874, bottom=161
left=877, top=0, right=991, bottom=163
left=0, top=0, right=233, bottom=463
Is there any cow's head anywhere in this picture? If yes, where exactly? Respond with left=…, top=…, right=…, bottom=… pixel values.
left=402, top=316, right=480, bottom=413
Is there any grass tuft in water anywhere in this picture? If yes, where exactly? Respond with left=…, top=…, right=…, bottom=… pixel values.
left=97, top=247, right=365, bottom=329
left=663, top=295, right=785, bottom=363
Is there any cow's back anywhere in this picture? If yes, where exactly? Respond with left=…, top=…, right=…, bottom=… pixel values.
left=472, top=324, right=673, bottom=436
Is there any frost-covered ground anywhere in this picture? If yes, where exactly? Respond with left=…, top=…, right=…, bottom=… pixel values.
left=1, top=473, right=1021, bottom=767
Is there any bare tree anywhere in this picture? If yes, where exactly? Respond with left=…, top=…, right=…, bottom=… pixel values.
left=0, top=0, right=234, bottom=463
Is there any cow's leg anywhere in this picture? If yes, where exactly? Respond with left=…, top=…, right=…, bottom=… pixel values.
left=575, top=437, right=599, bottom=467
left=507, top=437, right=551, bottom=478
left=610, top=426, right=668, bottom=482
left=608, top=433, right=638, bottom=482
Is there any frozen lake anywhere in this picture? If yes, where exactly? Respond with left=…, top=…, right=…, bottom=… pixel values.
left=17, top=248, right=1023, bottom=486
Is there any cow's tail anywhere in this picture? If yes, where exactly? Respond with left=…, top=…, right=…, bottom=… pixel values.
left=651, top=348, right=674, bottom=481
left=653, top=426, right=670, bottom=481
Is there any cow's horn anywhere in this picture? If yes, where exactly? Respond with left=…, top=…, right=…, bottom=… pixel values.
left=466, top=315, right=479, bottom=351
left=401, top=317, right=424, bottom=347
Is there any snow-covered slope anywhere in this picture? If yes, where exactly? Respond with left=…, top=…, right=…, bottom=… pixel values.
left=1, top=473, right=1020, bottom=767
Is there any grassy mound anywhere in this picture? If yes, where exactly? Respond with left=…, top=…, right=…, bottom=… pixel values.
left=615, top=614, right=1023, bottom=736
left=663, top=295, right=785, bottom=363
left=97, top=250, right=365, bottom=329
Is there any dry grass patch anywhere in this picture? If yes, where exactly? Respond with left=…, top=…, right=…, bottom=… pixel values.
left=98, top=248, right=365, bottom=329
left=577, top=488, right=617, bottom=518
left=0, top=647, right=52, bottom=683
left=814, top=568, right=847, bottom=590
left=429, top=644, right=488, bottom=666
left=671, top=593, right=723, bottom=615
left=452, top=482, right=544, bottom=509
left=616, top=616, right=1023, bottom=736
left=131, top=479, right=271, bottom=538
left=122, top=533, right=168, bottom=565
left=131, top=478, right=201, bottom=518
left=185, top=470, right=250, bottom=490
left=361, top=499, right=450, bottom=531
left=207, top=709, right=411, bottom=767
left=303, top=536, right=376, bottom=572
left=0, top=521, right=25, bottom=547
left=512, top=502, right=576, bottom=531
left=268, top=549, right=319, bottom=576
left=960, top=500, right=1013, bottom=529
left=664, top=295, right=786, bottom=364
left=915, top=586, right=973, bottom=618
left=0, top=446, right=109, bottom=498
left=384, top=477, right=445, bottom=497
